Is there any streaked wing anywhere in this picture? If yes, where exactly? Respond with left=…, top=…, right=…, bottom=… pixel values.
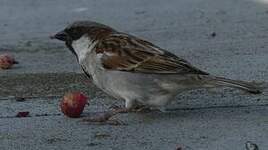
left=95, top=33, right=208, bottom=75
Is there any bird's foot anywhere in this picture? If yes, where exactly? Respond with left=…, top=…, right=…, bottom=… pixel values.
left=81, top=111, right=126, bottom=125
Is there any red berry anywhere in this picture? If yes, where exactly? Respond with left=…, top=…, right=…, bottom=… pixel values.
left=0, top=54, right=18, bottom=69
left=60, top=92, right=88, bottom=118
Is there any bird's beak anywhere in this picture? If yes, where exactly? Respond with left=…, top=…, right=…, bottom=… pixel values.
left=50, top=30, right=68, bottom=41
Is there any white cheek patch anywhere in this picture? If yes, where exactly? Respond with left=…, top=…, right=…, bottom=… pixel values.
left=104, top=51, right=115, bottom=56
left=72, top=35, right=97, bottom=63
left=96, top=53, right=103, bottom=59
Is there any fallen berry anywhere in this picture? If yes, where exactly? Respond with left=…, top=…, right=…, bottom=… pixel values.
left=60, top=92, right=88, bottom=118
left=0, top=54, right=18, bottom=69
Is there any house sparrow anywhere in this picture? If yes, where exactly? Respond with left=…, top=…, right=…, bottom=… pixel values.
left=51, top=21, right=261, bottom=115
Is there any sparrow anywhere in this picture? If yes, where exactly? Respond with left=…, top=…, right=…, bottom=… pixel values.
left=51, top=20, right=261, bottom=113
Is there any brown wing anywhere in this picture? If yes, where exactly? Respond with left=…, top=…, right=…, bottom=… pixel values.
left=95, top=33, right=208, bottom=75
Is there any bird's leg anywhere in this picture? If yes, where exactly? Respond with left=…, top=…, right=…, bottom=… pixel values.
left=81, top=100, right=153, bottom=125
left=81, top=99, right=134, bottom=125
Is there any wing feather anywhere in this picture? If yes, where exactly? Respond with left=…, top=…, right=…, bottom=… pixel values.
left=95, top=33, right=208, bottom=75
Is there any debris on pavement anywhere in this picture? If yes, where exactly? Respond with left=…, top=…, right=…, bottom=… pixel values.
left=176, top=146, right=183, bottom=150
left=94, top=132, right=111, bottom=139
left=245, top=141, right=259, bottom=150
left=15, top=111, right=30, bottom=118
left=210, top=32, right=216, bottom=37
left=15, top=97, right=26, bottom=102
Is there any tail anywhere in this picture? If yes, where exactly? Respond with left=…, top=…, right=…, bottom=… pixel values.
left=203, top=76, right=262, bottom=94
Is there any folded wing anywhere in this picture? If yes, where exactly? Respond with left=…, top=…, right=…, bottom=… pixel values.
left=95, top=33, right=208, bottom=75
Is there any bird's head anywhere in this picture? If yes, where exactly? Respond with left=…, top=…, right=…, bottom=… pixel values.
left=51, top=20, right=114, bottom=58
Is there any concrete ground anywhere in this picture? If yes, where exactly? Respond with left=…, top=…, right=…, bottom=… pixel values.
left=0, top=0, right=268, bottom=149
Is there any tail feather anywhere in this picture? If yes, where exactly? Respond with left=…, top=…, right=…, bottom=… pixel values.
left=205, top=76, right=262, bottom=94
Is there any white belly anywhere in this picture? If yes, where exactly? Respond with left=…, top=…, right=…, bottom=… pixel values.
left=83, top=59, right=182, bottom=107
